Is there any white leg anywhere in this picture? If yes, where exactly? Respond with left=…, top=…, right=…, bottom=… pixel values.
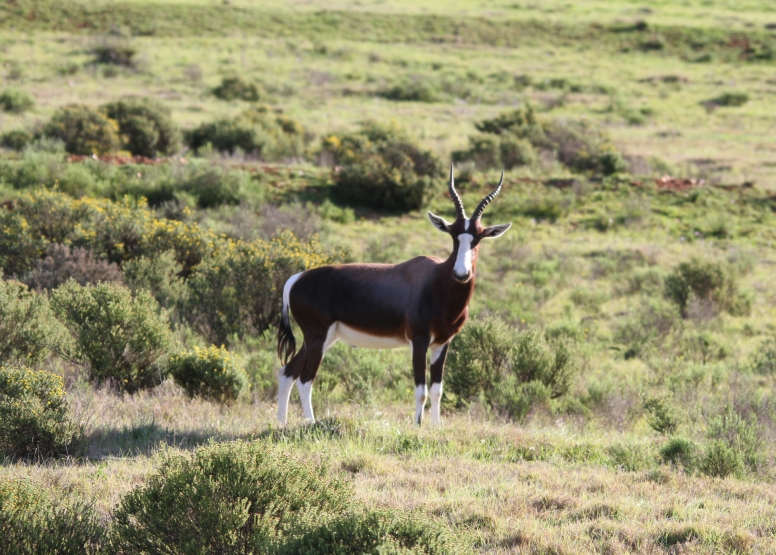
left=415, top=384, right=428, bottom=425
left=277, top=371, right=296, bottom=426
left=297, top=380, right=315, bottom=422
left=429, top=382, right=443, bottom=425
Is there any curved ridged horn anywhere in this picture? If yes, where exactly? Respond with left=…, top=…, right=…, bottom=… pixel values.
left=471, top=171, right=504, bottom=221
left=448, top=163, right=466, bottom=220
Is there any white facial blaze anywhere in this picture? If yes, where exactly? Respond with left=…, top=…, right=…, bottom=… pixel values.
left=454, top=233, right=474, bottom=278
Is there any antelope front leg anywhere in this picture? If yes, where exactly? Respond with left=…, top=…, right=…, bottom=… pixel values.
left=411, top=336, right=430, bottom=425
left=429, top=342, right=450, bottom=425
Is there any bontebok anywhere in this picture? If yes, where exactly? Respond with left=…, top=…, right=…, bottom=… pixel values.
left=277, top=166, right=512, bottom=425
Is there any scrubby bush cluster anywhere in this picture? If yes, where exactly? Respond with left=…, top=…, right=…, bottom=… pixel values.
left=664, top=257, right=751, bottom=318
left=185, top=106, right=308, bottom=159
left=454, top=105, right=627, bottom=175
left=169, top=345, right=248, bottom=402
left=445, top=316, right=580, bottom=419
left=213, top=75, right=262, bottom=101
left=0, top=365, right=83, bottom=459
left=0, top=88, right=35, bottom=114
left=322, top=121, right=442, bottom=211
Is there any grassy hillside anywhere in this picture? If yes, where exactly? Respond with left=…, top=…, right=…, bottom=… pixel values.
left=2, top=1, right=776, bottom=554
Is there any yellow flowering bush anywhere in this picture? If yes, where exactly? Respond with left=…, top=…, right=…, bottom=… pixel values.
left=0, top=365, right=84, bottom=458
left=186, top=230, right=343, bottom=345
left=169, top=345, right=247, bottom=403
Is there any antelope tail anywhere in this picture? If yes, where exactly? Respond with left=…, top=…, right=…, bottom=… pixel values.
left=277, top=273, right=301, bottom=365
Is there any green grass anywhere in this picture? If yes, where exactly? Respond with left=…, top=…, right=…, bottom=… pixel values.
left=4, top=1, right=776, bottom=553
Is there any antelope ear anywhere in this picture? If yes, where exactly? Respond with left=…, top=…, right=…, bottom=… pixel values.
left=428, top=211, right=453, bottom=233
left=480, top=223, right=511, bottom=239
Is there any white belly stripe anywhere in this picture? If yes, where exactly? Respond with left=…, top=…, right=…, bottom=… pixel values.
left=333, top=322, right=409, bottom=350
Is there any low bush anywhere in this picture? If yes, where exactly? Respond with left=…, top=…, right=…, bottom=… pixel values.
left=0, top=208, right=48, bottom=276
left=213, top=76, right=262, bottom=101
left=377, top=78, right=439, bottom=102
left=186, top=231, right=342, bottom=345
left=457, top=105, right=627, bottom=175
left=0, top=479, right=104, bottom=554
left=122, top=251, right=186, bottom=314
left=0, top=129, right=33, bottom=150
left=0, top=88, right=35, bottom=114
left=23, top=244, right=123, bottom=291
left=319, top=342, right=392, bottom=404
left=664, top=258, right=751, bottom=318
left=177, top=165, right=242, bottom=208
left=92, top=35, right=136, bottom=67
left=169, top=345, right=248, bottom=403
left=185, top=106, right=307, bottom=159
left=111, top=440, right=462, bottom=554
left=705, top=405, right=763, bottom=474
left=709, top=92, right=749, bottom=107
left=446, top=316, right=580, bottom=418
left=660, top=437, right=697, bottom=471
left=749, top=336, right=776, bottom=375
left=42, top=104, right=121, bottom=155
left=322, top=121, right=441, bottom=211
left=0, top=365, right=83, bottom=459
left=0, top=279, right=67, bottom=365
left=101, top=97, right=181, bottom=157
left=50, top=281, right=172, bottom=393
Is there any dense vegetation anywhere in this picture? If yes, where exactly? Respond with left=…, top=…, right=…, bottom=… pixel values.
left=2, top=0, right=776, bottom=553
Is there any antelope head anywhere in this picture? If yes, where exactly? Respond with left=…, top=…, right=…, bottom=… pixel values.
left=428, top=165, right=512, bottom=283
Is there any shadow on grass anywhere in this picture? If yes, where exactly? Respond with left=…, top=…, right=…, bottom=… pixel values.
left=87, top=417, right=350, bottom=459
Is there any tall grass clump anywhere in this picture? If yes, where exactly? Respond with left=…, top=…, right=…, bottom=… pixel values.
left=446, top=316, right=579, bottom=419
left=111, top=441, right=464, bottom=554
left=0, top=479, right=104, bottom=553
left=168, top=345, right=248, bottom=403
left=322, top=121, right=441, bottom=211
left=50, top=281, right=172, bottom=393
left=0, top=365, right=84, bottom=459
left=213, top=76, right=262, bottom=101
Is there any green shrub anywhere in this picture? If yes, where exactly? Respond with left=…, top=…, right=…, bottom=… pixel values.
left=185, top=106, right=306, bottom=159
left=0, top=209, right=48, bottom=276
left=700, top=440, right=740, bottom=478
left=0, top=479, right=104, bottom=554
left=377, top=79, right=439, bottom=102
left=319, top=342, right=390, bottom=404
left=42, top=104, right=121, bottom=155
left=101, top=97, right=181, bottom=157
left=323, top=121, right=441, bottom=211
left=0, top=88, right=35, bottom=114
left=642, top=394, right=679, bottom=435
left=709, top=92, right=749, bottom=107
left=0, top=129, right=33, bottom=150
left=111, top=441, right=461, bottom=554
left=749, top=336, right=776, bottom=375
left=50, top=281, right=172, bottom=393
left=213, top=76, right=262, bottom=101
left=0, top=279, right=68, bottom=365
left=122, top=250, right=186, bottom=314
left=705, top=405, right=763, bottom=473
left=660, top=437, right=697, bottom=471
left=92, top=36, right=136, bottom=67
left=664, top=258, right=750, bottom=318
left=0, top=365, right=83, bottom=459
left=178, top=166, right=242, bottom=208
left=614, top=297, right=681, bottom=358
left=169, top=345, right=248, bottom=403
left=186, top=231, right=342, bottom=345
left=460, top=106, right=626, bottom=175
left=446, top=317, right=579, bottom=418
